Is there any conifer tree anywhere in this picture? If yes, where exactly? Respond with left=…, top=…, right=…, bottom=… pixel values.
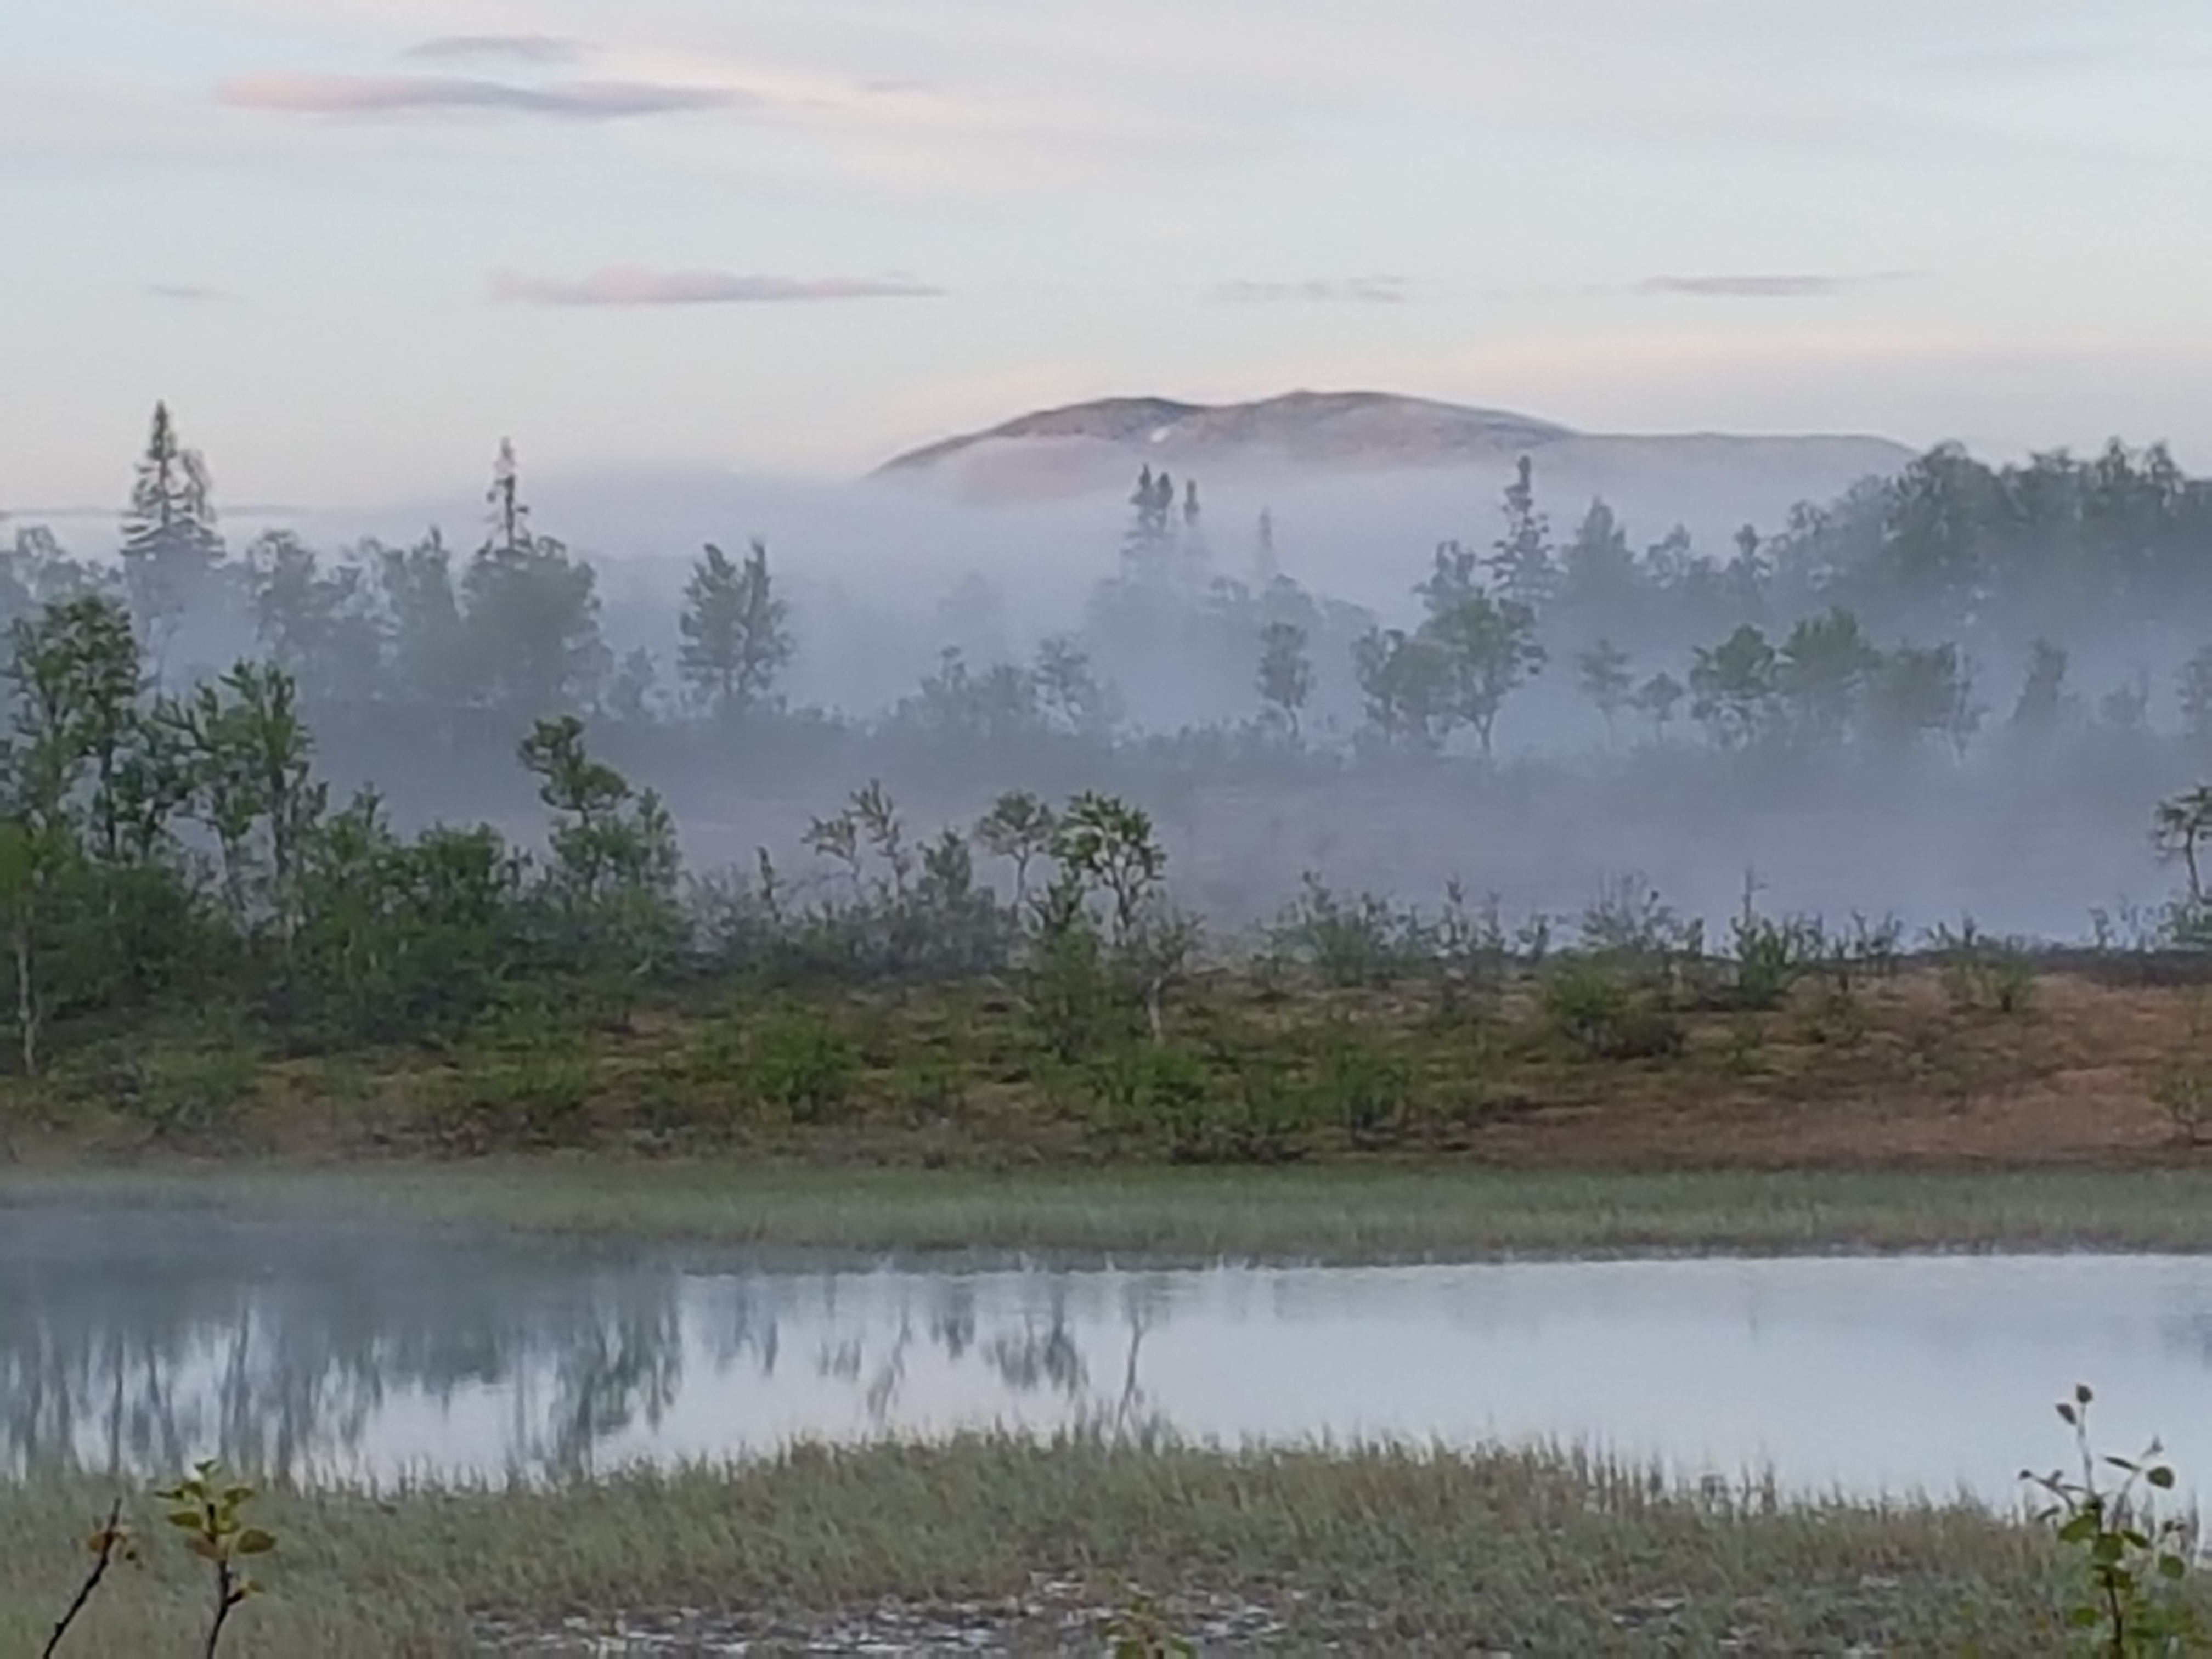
left=1487, top=455, right=1559, bottom=612
left=120, top=402, right=224, bottom=672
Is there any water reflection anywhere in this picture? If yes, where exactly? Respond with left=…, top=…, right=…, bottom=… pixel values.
left=7, top=1204, right=2212, bottom=1499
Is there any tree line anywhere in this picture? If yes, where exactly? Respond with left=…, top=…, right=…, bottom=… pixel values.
left=11, top=405, right=2212, bottom=775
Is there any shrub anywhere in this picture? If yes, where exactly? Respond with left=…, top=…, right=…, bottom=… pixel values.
left=1087, top=1041, right=1209, bottom=1148
left=1928, top=917, right=2038, bottom=1015
left=1267, top=873, right=1432, bottom=988
left=2152, top=1066, right=2212, bottom=1147
left=1311, top=1025, right=1418, bottom=1147
left=1578, top=871, right=1703, bottom=985
left=422, top=1052, right=596, bottom=1149
left=747, top=1009, right=861, bottom=1124
left=127, top=1043, right=261, bottom=1146
left=1540, top=960, right=1685, bottom=1062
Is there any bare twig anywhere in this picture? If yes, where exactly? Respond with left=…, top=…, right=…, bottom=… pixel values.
left=41, top=1496, right=128, bottom=1659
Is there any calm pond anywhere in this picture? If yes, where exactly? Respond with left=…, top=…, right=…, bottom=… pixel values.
left=5, top=1201, right=2211, bottom=1501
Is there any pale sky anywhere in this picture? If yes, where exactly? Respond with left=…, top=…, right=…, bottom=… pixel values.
left=6, top=0, right=2212, bottom=509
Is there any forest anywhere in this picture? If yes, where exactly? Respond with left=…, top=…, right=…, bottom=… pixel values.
left=3, top=403, right=2212, bottom=1099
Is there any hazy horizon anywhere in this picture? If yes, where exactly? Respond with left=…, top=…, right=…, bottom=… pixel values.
left=8, top=1, right=2212, bottom=509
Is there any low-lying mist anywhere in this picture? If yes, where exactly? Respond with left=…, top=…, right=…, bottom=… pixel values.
left=11, top=409, right=2211, bottom=947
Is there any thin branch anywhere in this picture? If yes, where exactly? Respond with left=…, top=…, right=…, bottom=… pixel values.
left=41, top=1497, right=126, bottom=1659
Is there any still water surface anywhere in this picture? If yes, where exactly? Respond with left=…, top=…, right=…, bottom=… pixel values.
left=6, top=1203, right=2212, bottom=1501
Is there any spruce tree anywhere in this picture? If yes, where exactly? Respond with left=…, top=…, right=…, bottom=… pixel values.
left=1486, top=455, right=1558, bottom=612
left=120, top=402, right=224, bottom=671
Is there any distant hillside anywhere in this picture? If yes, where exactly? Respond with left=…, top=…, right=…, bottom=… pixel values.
left=873, top=390, right=1916, bottom=515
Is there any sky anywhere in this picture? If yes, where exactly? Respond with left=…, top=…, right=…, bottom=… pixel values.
left=5, top=0, right=2212, bottom=511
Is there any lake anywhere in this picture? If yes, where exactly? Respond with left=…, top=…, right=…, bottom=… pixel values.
left=5, top=1200, right=2210, bottom=1501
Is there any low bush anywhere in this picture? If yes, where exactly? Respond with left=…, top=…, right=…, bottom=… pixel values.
left=746, top=1009, right=861, bottom=1125
left=1539, top=960, right=1685, bottom=1062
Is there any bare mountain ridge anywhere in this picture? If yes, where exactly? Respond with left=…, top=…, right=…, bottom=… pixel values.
left=874, top=391, right=1916, bottom=521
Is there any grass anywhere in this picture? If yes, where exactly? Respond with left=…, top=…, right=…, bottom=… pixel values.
left=19, top=1161, right=2212, bottom=1263
left=0, top=1434, right=2129, bottom=1656
left=11, top=961, right=2212, bottom=1176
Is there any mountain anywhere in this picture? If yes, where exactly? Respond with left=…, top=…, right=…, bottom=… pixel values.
left=873, top=390, right=1917, bottom=521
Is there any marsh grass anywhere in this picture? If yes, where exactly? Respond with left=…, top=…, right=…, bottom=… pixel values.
left=0, top=1435, right=2123, bottom=1656
left=9, top=963, right=2212, bottom=1175
left=20, top=1164, right=2212, bottom=1266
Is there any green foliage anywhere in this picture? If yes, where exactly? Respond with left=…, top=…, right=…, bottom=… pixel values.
left=518, top=714, right=684, bottom=990
left=1422, top=590, right=1547, bottom=758
left=1087, top=1041, right=1211, bottom=1147
left=1350, top=624, right=1451, bottom=755
left=1268, top=873, right=1433, bottom=988
left=1540, top=958, right=1685, bottom=1062
left=1689, top=624, right=1779, bottom=750
left=746, top=1008, right=860, bottom=1124
left=1927, top=917, right=2036, bottom=1015
left=2151, top=1064, right=2212, bottom=1148
left=1313, top=1024, right=1419, bottom=1145
left=125, top=1041, right=259, bottom=1146
left=2023, top=1385, right=2204, bottom=1656
left=1727, top=874, right=1823, bottom=1012
left=1775, top=606, right=1878, bottom=746
left=677, top=538, right=792, bottom=720
left=1104, top=1589, right=1197, bottom=1658
left=1866, top=641, right=1983, bottom=755
left=1578, top=872, right=1703, bottom=988
left=1024, top=916, right=1118, bottom=1064
left=427, top=1044, right=597, bottom=1150
left=153, top=1460, right=277, bottom=1657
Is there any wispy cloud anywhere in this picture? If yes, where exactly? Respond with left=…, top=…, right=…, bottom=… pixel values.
left=1635, top=271, right=1921, bottom=299
left=490, top=267, right=944, bottom=307
left=399, top=36, right=589, bottom=66
left=215, top=73, right=749, bottom=121
left=146, top=283, right=239, bottom=303
left=1209, top=276, right=1410, bottom=305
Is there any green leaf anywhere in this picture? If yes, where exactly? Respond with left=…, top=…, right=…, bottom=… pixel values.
left=2068, top=1606, right=2102, bottom=1628
left=2059, top=1514, right=2098, bottom=1544
left=2149, top=1466, right=2177, bottom=1489
left=235, top=1528, right=276, bottom=1556
left=2160, top=1554, right=2188, bottom=1580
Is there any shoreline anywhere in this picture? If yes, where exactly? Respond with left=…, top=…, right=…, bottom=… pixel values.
left=14, top=1159, right=2212, bottom=1266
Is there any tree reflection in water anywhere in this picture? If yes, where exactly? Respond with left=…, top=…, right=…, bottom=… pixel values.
left=0, top=1206, right=1176, bottom=1480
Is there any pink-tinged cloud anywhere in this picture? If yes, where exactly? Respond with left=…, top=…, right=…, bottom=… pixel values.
left=1636, top=272, right=1920, bottom=299
left=399, top=36, right=589, bottom=66
left=1210, top=276, right=1410, bottom=304
left=490, top=267, right=944, bottom=307
left=216, top=74, right=749, bottom=120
